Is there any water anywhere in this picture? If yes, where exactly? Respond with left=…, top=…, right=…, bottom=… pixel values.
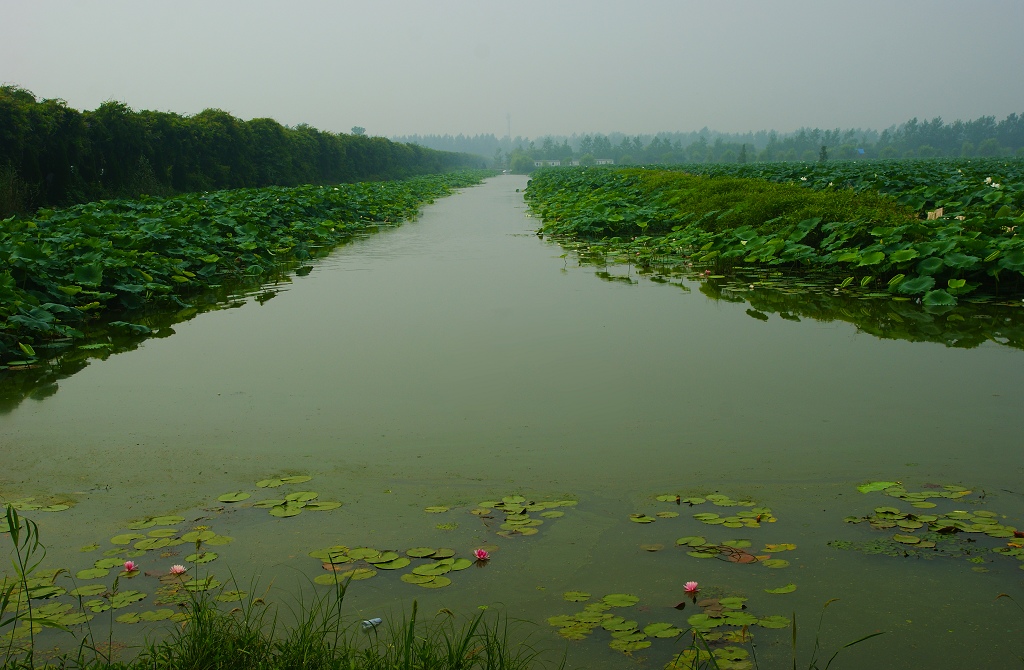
left=2, top=176, right=1024, bottom=667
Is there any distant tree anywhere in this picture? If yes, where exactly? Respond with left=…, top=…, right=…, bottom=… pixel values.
left=738, top=144, right=747, bottom=164
left=509, top=150, right=534, bottom=174
left=579, top=153, right=596, bottom=166
left=351, top=126, right=366, bottom=136
left=818, top=145, right=828, bottom=162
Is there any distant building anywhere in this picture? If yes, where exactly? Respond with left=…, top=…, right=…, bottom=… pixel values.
left=533, top=159, right=562, bottom=167
left=595, top=158, right=614, bottom=165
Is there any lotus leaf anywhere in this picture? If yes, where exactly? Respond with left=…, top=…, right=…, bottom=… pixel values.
left=761, top=559, right=789, bottom=568
left=375, top=557, right=411, bottom=570
left=418, top=576, right=452, bottom=588
left=656, top=495, right=679, bottom=502
left=146, top=529, right=178, bottom=538
left=217, top=492, right=250, bottom=503
left=401, top=573, right=435, bottom=584
left=424, top=506, right=449, bottom=513
left=406, top=547, right=436, bottom=558
left=269, top=505, right=303, bottom=518
left=602, top=593, right=639, bottom=607
left=610, top=639, right=651, bottom=652
left=185, top=552, right=218, bottom=564
left=285, top=491, right=318, bottom=502
left=449, top=558, right=473, bottom=571
left=135, top=538, right=170, bottom=551
left=95, top=558, right=125, bottom=569
left=216, top=591, right=249, bottom=602
left=765, top=584, right=797, bottom=594
left=84, top=599, right=110, bottom=613
left=564, top=591, right=591, bottom=602
left=722, top=540, right=751, bottom=549
left=367, top=551, right=400, bottom=564
left=432, top=548, right=456, bottom=559
left=314, top=573, right=349, bottom=585
left=857, top=481, right=899, bottom=493
left=116, top=613, right=142, bottom=624
left=645, top=622, right=683, bottom=638
left=181, top=530, right=216, bottom=543
left=140, top=609, right=174, bottom=621
left=676, top=536, right=707, bottom=547
left=757, top=615, right=791, bottom=629
left=150, top=516, right=184, bottom=525
left=347, top=547, right=381, bottom=560
left=70, top=585, right=107, bottom=597
left=57, top=613, right=92, bottom=626
left=111, top=533, right=146, bottom=545
left=303, top=501, right=341, bottom=511
left=76, top=568, right=109, bottom=580
left=540, top=511, right=564, bottom=518
left=557, top=627, right=590, bottom=640
left=110, top=591, right=146, bottom=608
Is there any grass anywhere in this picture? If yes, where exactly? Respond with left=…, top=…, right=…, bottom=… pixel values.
left=1, top=505, right=564, bottom=670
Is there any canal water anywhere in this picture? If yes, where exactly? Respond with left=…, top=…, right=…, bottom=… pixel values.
left=2, top=176, right=1023, bottom=668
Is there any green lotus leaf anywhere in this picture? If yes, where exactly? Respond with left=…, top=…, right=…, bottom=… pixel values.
left=450, top=558, right=473, bottom=571
left=406, top=547, right=436, bottom=558
left=503, top=495, right=527, bottom=504
left=57, top=612, right=92, bottom=626
left=347, top=547, right=381, bottom=560
left=400, top=573, right=435, bottom=585
left=644, top=622, right=682, bottom=637
left=719, top=597, right=747, bottom=610
left=563, top=591, right=591, bottom=602
left=412, top=563, right=452, bottom=577
left=676, top=536, right=707, bottom=547
left=216, top=591, right=249, bottom=602
left=602, top=593, right=640, bottom=607
left=147, top=529, right=179, bottom=538
left=269, top=505, right=303, bottom=518
left=314, top=573, right=349, bottom=585
left=417, top=576, right=452, bottom=588
left=140, top=609, right=174, bottom=622
left=79, top=543, right=100, bottom=552
left=76, top=569, right=110, bottom=581
left=757, top=615, right=791, bottom=629
left=257, top=479, right=284, bottom=488
left=303, top=501, right=342, bottom=511
left=375, top=557, right=412, bottom=570
left=181, top=530, right=216, bottom=542
left=150, top=516, right=185, bottom=525
left=218, top=492, right=251, bottom=503
left=135, top=538, right=170, bottom=551
left=280, top=476, right=313, bottom=484
left=204, top=535, right=234, bottom=546
left=681, top=497, right=707, bottom=505
left=761, top=559, right=790, bottom=568
left=688, top=551, right=719, bottom=558
left=609, top=639, right=651, bottom=652
left=765, top=584, right=797, bottom=594
left=184, top=552, right=218, bottom=564
left=366, top=551, right=401, bottom=564
left=724, top=612, right=759, bottom=626
left=116, top=613, right=141, bottom=624
left=857, top=481, right=898, bottom=493
left=111, top=533, right=146, bottom=546
left=722, top=539, right=751, bottom=549
left=424, top=506, right=449, bottom=513
left=110, top=590, right=146, bottom=608
left=94, top=558, right=125, bottom=569
left=285, top=491, right=318, bottom=502
left=893, top=534, right=920, bottom=544
left=540, top=511, right=564, bottom=518
left=70, top=585, right=107, bottom=597
left=252, top=499, right=286, bottom=508
left=432, top=548, right=456, bottom=559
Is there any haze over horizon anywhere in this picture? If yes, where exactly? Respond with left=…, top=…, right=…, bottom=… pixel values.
left=4, top=0, right=1023, bottom=139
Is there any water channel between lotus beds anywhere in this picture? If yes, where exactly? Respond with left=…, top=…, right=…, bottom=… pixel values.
left=2, top=176, right=1023, bottom=668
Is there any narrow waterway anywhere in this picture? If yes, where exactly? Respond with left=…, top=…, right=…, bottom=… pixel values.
left=3, top=176, right=1023, bottom=668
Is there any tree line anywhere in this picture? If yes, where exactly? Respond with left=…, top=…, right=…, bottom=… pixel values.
left=0, top=86, right=481, bottom=217
left=400, top=113, right=1024, bottom=170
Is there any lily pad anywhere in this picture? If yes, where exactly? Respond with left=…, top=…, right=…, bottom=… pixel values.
left=450, top=558, right=473, bottom=571
left=644, top=622, right=683, bottom=638
left=347, top=547, right=382, bottom=560
left=424, top=506, right=449, bottom=513
left=629, top=514, right=655, bottom=523
left=757, top=615, right=791, bottom=629
left=269, top=505, right=303, bottom=518
left=417, top=576, right=452, bottom=588
left=761, top=559, right=789, bottom=568
left=140, top=609, right=175, bottom=622
left=184, top=552, right=218, bottom=564
left=366, top=551, right=400, bottom=564
left=217, top=492, right=251, bottom=503
left=676, top=536, right=706, bottom=547
left=111, top=533, right=146, bottom=545
left=76, top=568, right=110, bottom=580
left=406, top=547, right=436, bottom=558
left=70, top=585, right=107, bottom=597
left=205, top=535, right=234, bottom=546
left=150, top=516, right=185, bottom=525
left=116, top=613, right=142, bottom=624
left=858, top=481, right=899, bottom=493
left=303, top=501, right=341, bottom=511
left=400, top=573, right=435, bottom=585
left=765, top=584, right=797, bottom=594
left=602, top=593, right=640, bottom=607
left=375, top=557, right=411, bottom=570
left=893, top=534, right=920, bottom=544
left=95, top=558, right=126, bottom=569
left=640, top=544, right=664, bottom=552
left=147, top=529, right=179, bottom=538
left=656, top=495, right=680, bottom=502
left=285, top=491, right=319, bottom=502
left=656, top=511, right=679, bottom=518
left=432, top=548, right=456, bottom=559
left=564, top=591, right=591, bottom=602
left=540, top=511, right=564, bottom=518
left=79, top=543, right=100, bottom=552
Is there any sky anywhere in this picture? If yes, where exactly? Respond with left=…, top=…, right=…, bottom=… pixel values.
left=3, top=0, right=1024, bottom=139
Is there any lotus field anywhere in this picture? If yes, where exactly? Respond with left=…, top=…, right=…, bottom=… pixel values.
left=0, top=171, right=493, bottom=366
left=525, top=158, right=1024, bottom=305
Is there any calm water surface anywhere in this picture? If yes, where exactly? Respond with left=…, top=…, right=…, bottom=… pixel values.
left=2, top=176, right=1023, bottom=667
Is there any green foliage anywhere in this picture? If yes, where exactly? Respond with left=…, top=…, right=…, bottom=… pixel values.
left=0, top=86, right=480, bottom=216
left=0, top=171, right=492, bottom=364
left=525, top=160, right=1024, bottom=304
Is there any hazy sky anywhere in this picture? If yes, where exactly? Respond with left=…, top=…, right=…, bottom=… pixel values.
left=4, top=1, right=1023, bottom=139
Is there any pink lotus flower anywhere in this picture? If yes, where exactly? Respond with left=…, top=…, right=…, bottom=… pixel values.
left=123, top=560, right=138, bottom=572
left=169, top=564, right=187, bottom=575
left=473, top=549, right=490, bottom=561
left=684, top=581, right=699, bottom=595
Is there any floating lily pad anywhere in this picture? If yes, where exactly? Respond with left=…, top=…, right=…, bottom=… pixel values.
left=150, top=516, right=185, bottom=525
left=564, top=591, right=591, bottom=602
left=412, top=563, right=452, bottom=577
left=375, top=557, right=411, bottom=570
left=432, top=548, right=456, bottom=559
left=116, top=613, right=141, bottom=624
left=644, top=622, right=682, bottom=637
left=893, top=534, right=920, bottom=545
left=417, top=576, right=451, bottom=588
left=84, top=599, right=110, bottom=613
left=656, top=511, right=680, bottom=518
left=140, top=609, right=174, bottom=622
left=656, top=494, right=679, bottom=502
left=640, top=544, right=664, bottom=552
left=269, top=505, right=303, bottom=518
left=765, top=584, right=797, bottom=594
left=184, top=552, right=218, bottom=564
left=348, top=547, right=381, bottom=560
left=111, top=533, right=146, bottom=546
left=400, top=573, right=435, bottom=585
left=676, top=536, right=707, bottom=547
left=761, top=559, right=789, bottom=568
left=722, top=539, right=751, bottom=549
left=205, top=535, right=234, bottom=546
left=70, top=585, right=107, bottom=597
left=218, top=492, right=251, bottom=503
left=629, top=514, right=655, bottom=523
left=57, top=612, right=92, bottom=626
left=610, top=638, right=650, bottom=652
left=135, top=538, right=170, bottom=551
left=310, top=547, right=349, bottom=561
left=757, top=615, right=791, bottom=629
left=911, top=502, right=937, bottom=509
left=94, top=558, right=125, bottom=569
left=366, top=551, right=400, bottom=564
left=303, top=501, right=341, bottom=511
left=257, top=479, right=284, bottom=488
left=110, top=590, right=146, bottom=608
left=285, top=491, right=319, bottom=502
left=603, top=593, right=640, bottom=607
left=858, top=481, right=899, bottom=493
left=181, top=530, right=216, bottom=543
left=147, top=529, right=179, bottom=538
left=78, top=543, right=100, bottom=552
left=540, top=511, right=564, bottom=518
left=216, top=591, right=249, bottom=602
left=252, top=500, right=285, bottom=508
left=314, top=573, right=349, bottom=585
left=406, top=547, right=436, bottom=558
left=450, top=558, right=473, bottom=571
left=424, top=506, right=449, bottom=513
left=687, top=551, right=718, bottom=559
left=76, top=565, right=110, bottom=581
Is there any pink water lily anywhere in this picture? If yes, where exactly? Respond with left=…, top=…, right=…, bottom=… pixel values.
left=169, top=564, right=187, bottom=575
left=684, top=581, right=699, bottom=595
left=123, top=560, right=138, bottom=572
left=473, top=549, right=490, bottom=561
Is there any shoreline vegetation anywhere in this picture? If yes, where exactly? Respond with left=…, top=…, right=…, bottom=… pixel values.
left=0, top=170, right=494, bottom=368
left=524, top=159, right=1024, bottom=306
